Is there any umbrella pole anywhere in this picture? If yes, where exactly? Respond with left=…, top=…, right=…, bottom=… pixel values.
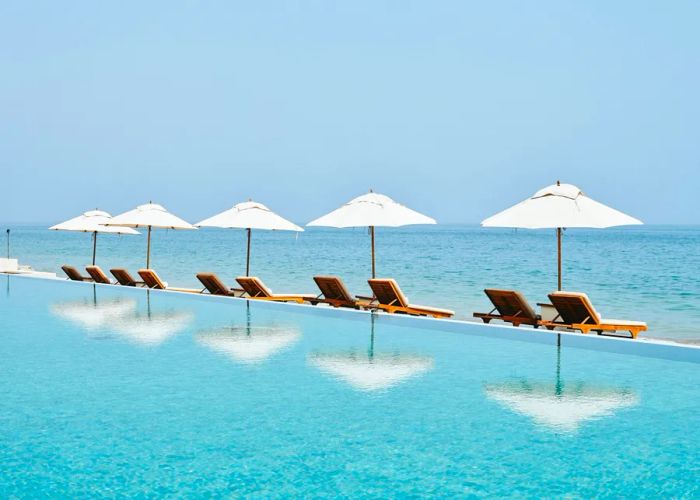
left=146, top=225, right=152, bottom=269
left=246, top=228, right=251, bottom=276
left=92, top=231, right=97, bottom=265
left=370, top=226, right=376, bottom=279
left=557, top=227, right=562, bottom=291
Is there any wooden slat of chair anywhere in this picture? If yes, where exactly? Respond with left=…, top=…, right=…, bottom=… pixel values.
left=196, top=273, right=244, bottom=297
left=473, top=289, right=540, bottom=327
left=62, top=265, right=93, bottom=282
left=312, top=276, right=361, bottom=308
left=110, top=268, right=144, bottom=287
left=367, top=278, right=454, bottom=318
left=544, top=292, right=647, bottom=339
left=86, top=265, right=112, bottom=284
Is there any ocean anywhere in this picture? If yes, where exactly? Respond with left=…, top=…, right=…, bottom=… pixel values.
left=4, top=224, right=700, bottom=341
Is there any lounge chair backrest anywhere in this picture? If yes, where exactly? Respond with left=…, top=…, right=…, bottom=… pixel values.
left=368, top=279, right=410, bottom=307
left=484, top=289, right=537, bottom=320
left=548, top=291, right=601, bottom=325
left=138, top=269, right=166, bottom=289
left=197, top=273, right=229, bottom=295
left=314, top=276, right=354, bottom=302
left=86, top=265, right=111, bottom=284
left=62, top=265, right=87, bottom=281
left=111, top=268, right=138, bottom=286
left=236, top=276, right=273, bottom=297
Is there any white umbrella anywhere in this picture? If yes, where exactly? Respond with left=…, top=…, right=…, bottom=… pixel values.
left=195, top=200, right=302, bottom=276
left=106, top=202, right=195, bottom=268
left=481, top=182, right=642, bottom=289
left=197, top=325, right=301, bottom=364
left=50, top=210, right=139, bottom=265
left=484, top=381, right=639, bottom=433
left=307, top=191, right=436, bottom=278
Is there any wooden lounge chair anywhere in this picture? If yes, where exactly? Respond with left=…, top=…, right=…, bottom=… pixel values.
left=196, top=272, right=245, bottom=297
left=110, top=268, right=146, bottom=287
left=85, top=265, right=113, bottom=284
left=366, top=278, right=455, bottom=319
left=473, top=289, right=540, bottom=327
left=310, top=275, right=369, bottom=309
left=542, top=291, right=647, bottom=339
left=62, top=265, right=93, bottom=282
left=138, top=269, right=202, bottom=293
left=235, top=276, right=315, bottom=304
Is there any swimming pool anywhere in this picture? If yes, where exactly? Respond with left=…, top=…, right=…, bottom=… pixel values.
left=1, top=275, right=699, bottom=496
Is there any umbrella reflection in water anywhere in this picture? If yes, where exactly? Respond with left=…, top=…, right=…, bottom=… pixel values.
left=114, top=290, right=193, bottom=346
left=196, top=303, right=300, bottom=364
left=50, top=288, right=192, bottom=346
left=308, top=314, right=434, bottom=392
left=50, top=286, right=137, bottom=330
left=484, top=346, right=639, bottom=432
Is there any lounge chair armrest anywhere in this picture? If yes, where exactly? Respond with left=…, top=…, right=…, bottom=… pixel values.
left=356, top=295, right=375, bottom=301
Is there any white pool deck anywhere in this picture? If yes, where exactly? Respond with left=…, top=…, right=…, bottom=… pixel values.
left=3, top=271, right=700, bottom=364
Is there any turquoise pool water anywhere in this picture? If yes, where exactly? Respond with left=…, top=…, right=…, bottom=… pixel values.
left=5, top=224, right=700, bottom=341
left=1, top=276, right=699, bottom=496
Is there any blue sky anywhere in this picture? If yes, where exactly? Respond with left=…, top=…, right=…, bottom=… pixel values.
left=1, top=1, right=698, bottom=224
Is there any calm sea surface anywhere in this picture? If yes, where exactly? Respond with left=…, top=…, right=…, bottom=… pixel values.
left=4, top=224, right=700, bottom=341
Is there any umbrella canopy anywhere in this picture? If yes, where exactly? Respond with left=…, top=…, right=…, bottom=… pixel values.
left=484, top=381, right=639, bottom=433
left=106, top=203, right=195, bottom=268
left=307, top=191, right=436, bottom=277
left=50, top=210, right=139, bottom=265
left=197, top=325, right=301, bottom=364
left=196, top=200, right=302, bottom=276
left=481, top=182, right=642, bottom=289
